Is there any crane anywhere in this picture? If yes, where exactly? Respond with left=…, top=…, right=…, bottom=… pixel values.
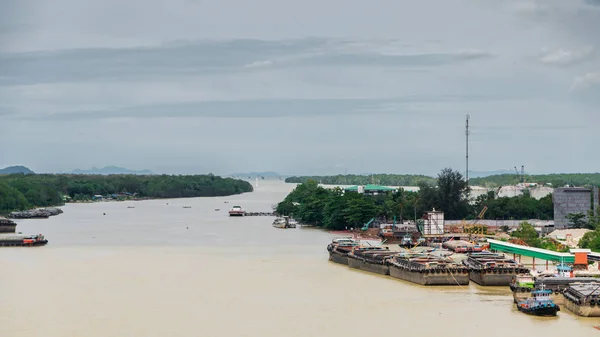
left=514, top=165, right=525, bottom=183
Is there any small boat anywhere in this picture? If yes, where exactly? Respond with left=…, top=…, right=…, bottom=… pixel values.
left=287, top=218, right=298, bottom=228
left=127, top=206, right=135, bottom=209
left=215, top=208, right=220, bottom=211
left=229, top=206, right=245, bottom=217
left=272, top=217, right=289, bottom=228
left=182, top=206, right=192, bottom=209
left=517, top=285, right=560, bottom=316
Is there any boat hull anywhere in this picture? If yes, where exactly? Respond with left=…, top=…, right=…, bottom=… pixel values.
left=517, top=305, right=560, bottom=317
left=229, top=212, right=244, bottom=217
left=469, top=271, right=514, bottom=286
left=347, top=256, right=390, bottom=275
left=388, top=265, right=469, bottom=286
left=563, top=300, right=600, bottom=317
left=328, top=251, right=349, bottom=265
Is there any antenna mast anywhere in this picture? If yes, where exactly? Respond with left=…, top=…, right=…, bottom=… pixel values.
left=465, top=114, right=470, bottom=188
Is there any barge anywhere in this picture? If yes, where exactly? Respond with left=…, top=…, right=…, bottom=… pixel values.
left=562, top=282, right=600, bottom=317
left=511, top=276, right=600, bottom=304
left=347, top=246, right=395, bottom=275
left=228, top=206, right=245, bottom=217
left=442, top=239, right=484, bottom=253
left=0, top=218, right=17, bottom=233
left=327, top=238, right=359, bottom=265
left=463, top=252, right=528, bottom=286
left=387, top=252, right=470, bottom=286
left=0, top=233, right=48, bottom=247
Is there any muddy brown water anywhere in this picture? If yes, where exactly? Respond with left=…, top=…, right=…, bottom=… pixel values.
left=0, top=180, right=597, bottom=336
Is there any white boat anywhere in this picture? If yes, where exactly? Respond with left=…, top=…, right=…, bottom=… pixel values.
left=287, top=218, right=298, bottom=228
left=272, top=217, right=289, bottom=228
left=229, top=206, right=245, bottom=217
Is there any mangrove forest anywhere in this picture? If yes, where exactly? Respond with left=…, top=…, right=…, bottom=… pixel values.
left=0, top=173, right=253, bottom=214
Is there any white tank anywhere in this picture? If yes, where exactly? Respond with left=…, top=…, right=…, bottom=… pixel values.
left=358, top=185, right=365, bottom=194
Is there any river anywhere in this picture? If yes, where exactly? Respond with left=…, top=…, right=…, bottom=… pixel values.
left=0, top=180, right=597, bottom=336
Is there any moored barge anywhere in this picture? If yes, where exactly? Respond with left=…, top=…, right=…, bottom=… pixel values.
left=0, top=218, right=17, bottom=233
left=387, top=252, right=470, bottom=286
left=0, top=234, right=48, bottom=247
left=327, top=238, right=359, bottom=265
left=463, top=252, right=528, bottom=286
left=511, top=276, right=600, bottom=304
left=347, top=246, right=395, bottom=275
left=562, top=282, right=600, bottom=317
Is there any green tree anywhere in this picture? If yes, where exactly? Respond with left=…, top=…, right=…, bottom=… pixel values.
left=511, top=222, right=541, bottom=247
left=435, top=168, right=470, bottom=219
left=566, top=212, right=588, bottom=229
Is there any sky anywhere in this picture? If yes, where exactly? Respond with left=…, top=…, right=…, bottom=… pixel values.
left=0, top=0, right=599, bottom=176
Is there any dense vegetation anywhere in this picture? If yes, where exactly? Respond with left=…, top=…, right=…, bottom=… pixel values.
left=0, top=174, right=253, bottom=214
left=510, top=222, right=569, bottom=252
left=285, top=173, right=600, bottom=188
left=284, top=174, right=436, bottom=186
left=573, top=209, right=600, bottom=252
left=277, top=168, right=554, bottom=231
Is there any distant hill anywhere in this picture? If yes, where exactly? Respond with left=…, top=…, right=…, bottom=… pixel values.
left=230, top=171, right=282, bottom=178
left=71, top=166, right=154, bottom=175
left=0, top=165, right=34, bottom=174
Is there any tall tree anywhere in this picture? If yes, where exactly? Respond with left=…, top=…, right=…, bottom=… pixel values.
left=436, top=168, right=470, bottom=219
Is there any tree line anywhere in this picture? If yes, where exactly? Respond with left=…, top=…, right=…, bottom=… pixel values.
left=285, top=173, right=600, bottom=188
left=277, top=168, right=554, bottom=231
left=0, top=174, right=253, bottom=214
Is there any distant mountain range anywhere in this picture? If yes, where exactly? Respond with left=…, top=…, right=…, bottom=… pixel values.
left=70, top=166, right=154, bottom=175
left=0, top=165, right=34, bottom=174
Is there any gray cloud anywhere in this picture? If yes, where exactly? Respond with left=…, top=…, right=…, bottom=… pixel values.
left=1, top=0, right=599, bottom=175
left=0, top=39, right=494, bottom=86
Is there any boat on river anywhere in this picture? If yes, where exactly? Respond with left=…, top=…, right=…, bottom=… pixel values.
left=327, top=238, right=360, bottom=265
left=228, top=206, right=245, bottom=217
left=463, top=251, right=529, bottom=286
left=388, top=252, right=470, bottom=286
left=0, top=233, right=48, bottom=247
left=347, top=246, right=395, bottom=275
left=517, top=286, right=560, bottom=316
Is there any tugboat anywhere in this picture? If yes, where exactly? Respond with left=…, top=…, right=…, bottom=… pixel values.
left=228, top=206, right=245, bottom=217
left=517, top=285, right=560, bottom=316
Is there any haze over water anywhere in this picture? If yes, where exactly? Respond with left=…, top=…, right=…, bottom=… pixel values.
left=1, top=180, right=596, bottom=336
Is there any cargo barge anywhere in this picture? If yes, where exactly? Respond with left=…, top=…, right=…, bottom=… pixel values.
left=0, top=218, right=17, bottom=233
left=562, top=282, right=600, bottom=317
left=510, top=276, right=600, bottom=304
left=347, top=246, right=395, bottom=275
left=442, top=240, right=484, bottom=253
left=463, top=252, right=528, bottom=286
left=326, top=238, right=359, bottom=265
left=387, top=252, right=470, bottom=286
left=0, top=233, right=48, bottom=247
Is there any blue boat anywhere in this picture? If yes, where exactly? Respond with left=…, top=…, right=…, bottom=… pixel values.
left=517, top=285, right=560, bottom=316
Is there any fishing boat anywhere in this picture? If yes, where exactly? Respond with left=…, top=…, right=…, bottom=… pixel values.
left=287, top=218, right=298, bottom=228
left=516, top=286, right=560, bottom=316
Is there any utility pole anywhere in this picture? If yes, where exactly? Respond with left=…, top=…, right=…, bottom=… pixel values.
left=465, top=114, right=470, bottom=189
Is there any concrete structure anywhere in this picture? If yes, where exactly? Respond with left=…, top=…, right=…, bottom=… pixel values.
left=553, top=187, right=593, bottom=229
left=423, top=209, right=444, bottom=235
left=594, top=186, right=599, bottom=215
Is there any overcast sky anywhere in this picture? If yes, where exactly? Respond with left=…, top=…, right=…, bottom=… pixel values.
left=1, top=0, right=599, bottom=176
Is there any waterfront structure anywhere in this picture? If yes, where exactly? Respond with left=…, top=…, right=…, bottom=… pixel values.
left=422, top=209, right=444, bottom=235
left=553, top=187, right=595, bottom=229
left=344, top=184, right=397, bottom=195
